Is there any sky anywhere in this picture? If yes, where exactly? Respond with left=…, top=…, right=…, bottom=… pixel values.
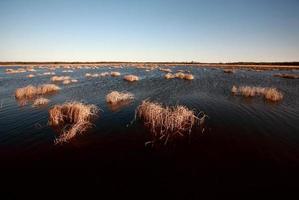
left=0, top=0, right=298, bottom=62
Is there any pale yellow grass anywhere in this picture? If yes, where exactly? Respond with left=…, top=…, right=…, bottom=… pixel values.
left=136, top=100, right=205, bottom=145
left=124, top=75, right=139, bottom=82
left=106, top=91, right=134, bottom=104
left=15, top=84, right=60, bottom=99
left=110, top=72, right=121, bottom=77
left=48, top=101, right=98, bottom=144
left=231, top=85, right=283, bottom=101
left=32, top=97, right=50, bottom=107
left=51, top=76, right=71, bottom=82
left=164, top=73, right=175, bottom=79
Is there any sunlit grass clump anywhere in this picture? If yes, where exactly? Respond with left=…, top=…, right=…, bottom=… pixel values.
left=15, top=84, right=60, bottom=99
left=49, top=101, right=98, bottom=144
left=106, top=91, right=134, bottom=104
left=136, top=100, right=205, bottom=145
left=164, top=73, right=175, bottom=79
left=165, top=72, right=194, bottom=80
left=51, top=76, right=71, bottom=82
left=6, top=68, right=27, bottom=74
left=32, top=97, right=50, bottom=107
left=124, top=75, right=139, bottom=82
left=231, top=85, right=283, bottom=101
left=110, top=72, right=121, bottom=77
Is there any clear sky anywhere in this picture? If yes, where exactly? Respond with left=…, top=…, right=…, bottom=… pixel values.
left=0, top=0, right=298, bottom=62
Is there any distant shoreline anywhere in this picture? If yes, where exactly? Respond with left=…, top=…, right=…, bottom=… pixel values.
left=1, top=61, right=299, bottom=70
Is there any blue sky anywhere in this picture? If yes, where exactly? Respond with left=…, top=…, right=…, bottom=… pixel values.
left=0, top=0, right=298, bottom=62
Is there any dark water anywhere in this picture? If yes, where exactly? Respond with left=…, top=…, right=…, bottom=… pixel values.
left=0, top=66, right=299, bottom=198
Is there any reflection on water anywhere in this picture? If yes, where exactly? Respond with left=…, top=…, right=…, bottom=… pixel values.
left=0, top=66, right=299, bottom=196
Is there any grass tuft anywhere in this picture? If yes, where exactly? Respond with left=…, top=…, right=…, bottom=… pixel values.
left=15, top=84, right=60, bottom=99
left=48, top=101, right=98, bottom=144
left=136, top=100, right=206, bottom=145
left=106, top=91, right=134, bottom=105
left=124, top=75, right=139, bottom=82
left=231, top=85, right=283, bottom=101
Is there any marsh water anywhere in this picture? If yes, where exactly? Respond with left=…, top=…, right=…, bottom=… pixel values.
left=1, top=65, right=299, bottom=198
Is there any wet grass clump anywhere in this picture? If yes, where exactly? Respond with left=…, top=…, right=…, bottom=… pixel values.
left=15, top=84, right=60, bottom=99
left=232, top=85, right=283, bottom=101
left=106, top=91, right=134, bottom=105
left=48, top=101, right=98, bottom=144
left=124, top=75, right=139, bottom=82
left=136, top=100, right=205, bottom=145
left=32, top=97, right=50, bottom=107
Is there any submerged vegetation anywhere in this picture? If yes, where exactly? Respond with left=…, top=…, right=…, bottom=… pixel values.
left=48, top=101, right=98, bottom=144
left=136, top=100, right=206, bottom=145
left=232, top=86, right=283, bottom=101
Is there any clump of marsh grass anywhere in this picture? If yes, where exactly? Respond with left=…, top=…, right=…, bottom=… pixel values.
left=175, top=72, right=186, bottom=79
left=231, top=85, right=283, bottom=101
left=106, top=91, right=134, bottom=105
left=136, top=100, right=206, bottom=145
left=100, top=72, right=110, bottom=77
left=110, top=72, right=121, bottom=77
left=184, top=74, right=194, bottom=80
left=273, top=73, right=299, bottom=79
left=6, top=68, right=26, bottom=74
left=48, top=101, right=98, bottom=144
left=32, top=97, right=50, bottom=107
left=164, top=73, right=175, bottom=79
left=166, top=72, right=194, bottom=80
left=15, top=84, right=60, bottom=99
left=124, top=75, right=139, bottom=82
left=223, top=69, right=235, bottom=73
left=51, top=76, right=71, bottom=82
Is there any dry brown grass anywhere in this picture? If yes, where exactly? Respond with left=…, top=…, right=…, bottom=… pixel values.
left=136, top=100, right=206, bottom=145
left=6, top=68, right=26, bottom=74
left=273, top=73, right=299, bottom=79
left=48, top=101, right=98, bottom=144
left=164, top=73, right=175, bottom=79
left=168, top=72, right=194, bottom=80
left=15, top=84, right=60, bottom=99
left=184, top=74, right=194, bottom=80
left=51, top=76, right=71, bottom=82
left=106, top=91, right=134, bottom=105
left=159, top=68, right=172, bottom=73
left=110, top=72, right=121, bottom=77
left=231, top=85, right=283, bottom=101
left=32, top=97, right=50, bottom=107
left=124, top=75, right=139, bottom=82
left=175, top=72, right=186, bottom=79
left=100, top=72, right=110, bottom=77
